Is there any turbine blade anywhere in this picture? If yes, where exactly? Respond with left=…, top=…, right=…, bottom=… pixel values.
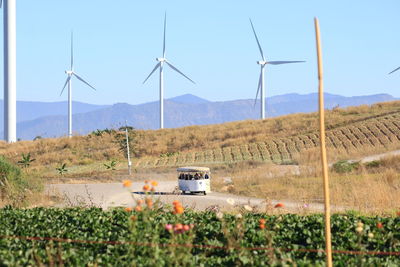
left=143, top=63, right=161, bottom=84
left=254, top=72, right=262, bottom=107
left=389, top=66, right=400, bottom=75
left=0, top=0, right=2, bottom=8
left=163, top=12, right=167, bottom=58
left=60, top=76, right=71, bottom=96
left=71, top=31, right=74, bottom=69
left=165, top=61, right=195, bottom=84
left=267, top=60, right=305, bottom=65
left=249, top=19, right=265, bottom=61
left=73, top=72, right=96, bottom=91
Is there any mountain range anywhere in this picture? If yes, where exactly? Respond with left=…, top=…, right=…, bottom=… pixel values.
left=0, top=93, right=398, bottom=140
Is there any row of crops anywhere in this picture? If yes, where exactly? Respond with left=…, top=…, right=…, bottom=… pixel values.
left=0, top=207, right=399, bottom=266
left=134, top=113, right=400, bottom=167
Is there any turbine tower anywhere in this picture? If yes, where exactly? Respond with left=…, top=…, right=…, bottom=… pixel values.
left=143, top=13, right=195, bottom=129
left=60, top=33, right=96, bottom=138
left=389, top=66, right=400, bottom=75
left=250, top=19, right=305, bottom=119
left=2, top=0, right=17, bottom=142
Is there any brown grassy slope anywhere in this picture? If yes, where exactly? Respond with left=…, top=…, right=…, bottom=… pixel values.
left=211, top=153, right=400, bottom=214
left=1, top=101, right=400, bottom=171
left=132, top=101, right=400, bottom=167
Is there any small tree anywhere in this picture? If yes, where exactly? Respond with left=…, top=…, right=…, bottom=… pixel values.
left=114, top=126, right=138, bottom=158
left=104, top=160, right=117, bottom=170
left=17, top=153, right=35, bottom=168
left=56, top=163, right=68, bottom=176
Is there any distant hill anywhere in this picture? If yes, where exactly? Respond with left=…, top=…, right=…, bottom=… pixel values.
left=1, top=93, right=398, bottom=140
left=0, top=100, right=108, bottom=132
left=169, top=94, right=210, bottom=104
left=266, top=93, right=396, bottom=114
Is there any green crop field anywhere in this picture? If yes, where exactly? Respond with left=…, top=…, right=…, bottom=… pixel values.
left=0, top=207, right=399, bottom=266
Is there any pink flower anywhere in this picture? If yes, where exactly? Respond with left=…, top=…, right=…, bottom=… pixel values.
left=183, top=225, right=190, bottom=231
left=165, top=224, right=173, bottom=231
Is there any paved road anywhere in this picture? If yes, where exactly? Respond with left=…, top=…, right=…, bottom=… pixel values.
left=47, top=181, right=331, bottom=212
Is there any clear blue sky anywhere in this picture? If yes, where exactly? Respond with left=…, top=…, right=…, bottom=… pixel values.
left=0, top=0, right=399, bottom=105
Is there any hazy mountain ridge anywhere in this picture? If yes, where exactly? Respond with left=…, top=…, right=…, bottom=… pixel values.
left=0, top=100, right=109, bottom=131
left=1, top=93, right=398, bottom=140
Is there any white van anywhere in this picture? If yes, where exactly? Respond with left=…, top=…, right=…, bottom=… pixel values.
left=177, top=166, right=211, bottom=195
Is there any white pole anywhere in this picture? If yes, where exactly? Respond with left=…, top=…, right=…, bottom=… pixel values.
left=3, top=0, right=17, bottom=143
left=159, top=62, right=164, bottom=129
left=125, top=120, right=132, bottom=175
left=261, top=65, right=265, bottom=119
left=68, top=77, right=72, bottom=138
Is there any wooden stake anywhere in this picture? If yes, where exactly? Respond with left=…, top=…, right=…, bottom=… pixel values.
left=314, top=17, right=333, bottom=267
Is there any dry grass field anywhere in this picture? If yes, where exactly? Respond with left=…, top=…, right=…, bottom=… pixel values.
left=1, top=100, right=400, bottom=173
left=211, top=154, right=400, bottom=214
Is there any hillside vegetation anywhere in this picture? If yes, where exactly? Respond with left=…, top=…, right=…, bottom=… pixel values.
left=1, top=101, right=400, bottom=175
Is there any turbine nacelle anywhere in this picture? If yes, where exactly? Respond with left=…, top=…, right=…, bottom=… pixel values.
left=65, top=70, right=73, bottom=75
left=257, top=60, right=267, bottom=65
left=156, top=57, right=166, bottom=62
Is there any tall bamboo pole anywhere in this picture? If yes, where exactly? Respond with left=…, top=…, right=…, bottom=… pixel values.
left=314, top=17, right=333, bottom=267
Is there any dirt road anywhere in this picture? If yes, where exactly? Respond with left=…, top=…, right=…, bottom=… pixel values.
left=45, top=149, right=400, bottom=213
left=47, top=181, right=329, bottom=212
left=357, top=149, right=400, bottom=163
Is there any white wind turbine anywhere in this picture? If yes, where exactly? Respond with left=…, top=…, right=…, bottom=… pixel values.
left=250, top=19, right=305, bottom=119
left=389, top=66, right=400, bottom=75
left=60, top=33, right=96, bottom=138
left=143, top=13, right=195, bottom=129
left=1, top=0, right=17, bottom=142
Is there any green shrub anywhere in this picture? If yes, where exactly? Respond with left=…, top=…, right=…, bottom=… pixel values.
left=0, top=157, right=41, bottom=206
left=364, top=160, right=381, bottom=168
left=332, top=160, right=360, bottom=174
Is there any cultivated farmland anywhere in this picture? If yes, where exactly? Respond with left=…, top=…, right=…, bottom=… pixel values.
left=133, top=111, right=400, bottom=168
left=1, top=207, right=399, bottom=266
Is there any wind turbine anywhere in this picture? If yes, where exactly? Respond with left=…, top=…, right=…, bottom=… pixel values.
left=143, top=13, right=195, bottom=129
left=389, top=66, right=400, bottom=75
left=250, top=19, right=305, bottom=119
left=1, top=0, right=17, bottom=142
left=60, top=33, right=96, bottom=138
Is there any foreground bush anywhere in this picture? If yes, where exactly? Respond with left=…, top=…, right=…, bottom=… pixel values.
left=0, top=207, right=399, bottom=266
left=0, top=157, right=42, bottom=206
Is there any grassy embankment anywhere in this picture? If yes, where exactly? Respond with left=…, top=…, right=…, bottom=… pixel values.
left=0, top=157, right=43, bottom=207
left=1, top=101, right=400, bottom=173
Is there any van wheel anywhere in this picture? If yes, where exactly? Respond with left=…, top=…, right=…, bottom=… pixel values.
left=203, top=191, right=207, bottom=195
